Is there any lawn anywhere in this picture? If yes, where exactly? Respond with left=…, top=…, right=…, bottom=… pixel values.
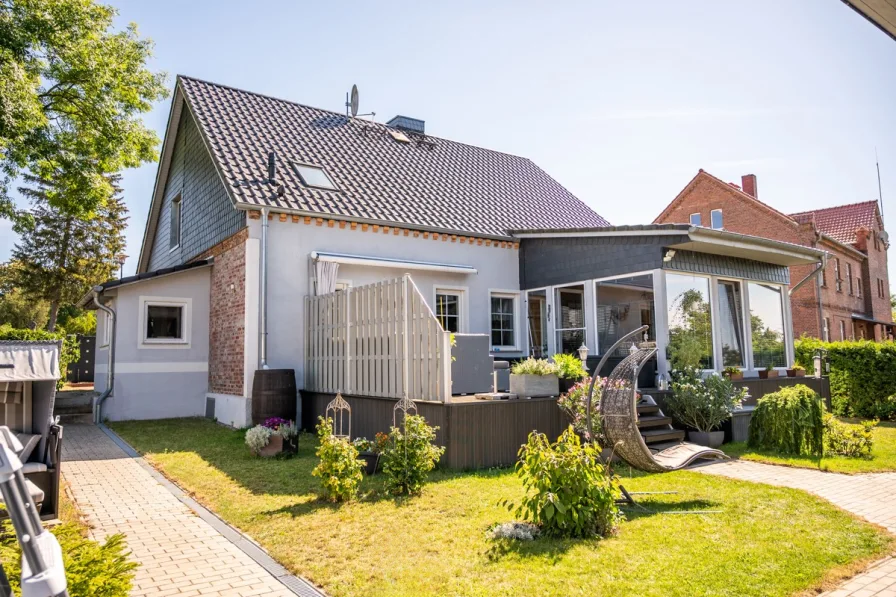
left=111, top=418, right=893, bottom=597
left=725, top=419, right=896, bottom=474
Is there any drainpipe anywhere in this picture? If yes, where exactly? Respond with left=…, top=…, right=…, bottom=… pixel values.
left=260, top=207, right=269, bottom=369
left=789, top=254, right=829, bottom=340
left=92, top=288, right=116, bottom=423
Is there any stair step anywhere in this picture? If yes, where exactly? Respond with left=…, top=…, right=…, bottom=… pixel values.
left=640, top=428, right=686, bottom=443
left=58, top=413, right=93, bottom=425
left=54, top=405, right=93, bottom=415
left=636, top=415, right=673, bottom=428
left=636, top=404, right=660, bottom=415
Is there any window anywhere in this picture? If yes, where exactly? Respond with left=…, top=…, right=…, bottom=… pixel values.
left=293, top=163, right=338, bottom=190
left=857, top=278, right=863, bottom=298
left=689, top=213, right=702, bottom=226
left=823, top=317, right=830, bottom=342
left=717, top=280, right=745, bottom=367
left=311, top=279, right=351, bottom=294
left=847, top=263, right=853, bottom=295
left=710, top=209, right=723, bottom=230
left=666, top=273, right=713, bottom=369
left=435, top=291, right=462, bottom=333
left=169, top=195, right=182, bottom=250
left=555, top=285, right=586, bottom=355
left=835, top=259, right=842, bottom=292
left=821, top=265, right=827, bottom=288
left=840, top=320, right=847, bottom=341
left=595, top=274, right=655, bottom=356
left=490, top=293, right=518, bottom=349
left=139, top=296, right=191, bottom=348
left=748, top=282, right=786, bottom=369
left=526, top=289, right=548, bottom=358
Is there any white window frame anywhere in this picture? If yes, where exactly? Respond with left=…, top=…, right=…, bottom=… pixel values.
left=689, top=213, right=702, bottom=227
left=432, top=286, right=468, bottom=334
left=292, top=162, right=338, bottom=191
left=489, top=289, right=521, bottom=351
left=98, top=303, right=114, bottom=348
left=524, top=287, right=551, bottom=357
left=138, top=295, right=192, bottom=349
left=840, top=320, right=847, bottom=341
left=823, top=317, right=830, bottom=342
left=169, top=195, right=182, bottom=252
left=664, top=271, right=717, bottom=373
left=710, top=209, right=724, bottom=230
left=310, top=277, right=352, bottom=294
left=745, top=280, right=790, bottom=371
left=714, top=277, right=749, bottom=370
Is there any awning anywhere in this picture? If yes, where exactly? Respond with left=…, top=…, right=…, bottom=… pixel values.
left=310, top=251, right=478, bottom=275
left=0, top=341, right=61, bottom=382
left=851, top=313, right=896, bottom=327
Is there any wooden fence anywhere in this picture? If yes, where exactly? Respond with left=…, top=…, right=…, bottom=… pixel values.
left=305, top=275, right=452, bottom=401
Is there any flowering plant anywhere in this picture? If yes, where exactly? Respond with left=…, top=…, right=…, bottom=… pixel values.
left=263, top=417, right=298, bottom=444
left=374, top=432, right=390, bottom=454
left=352, top=437, right=373, bottom=453
left=245, top=425, right=273, bottom=454
left=667, top=368, right=746, bottom=432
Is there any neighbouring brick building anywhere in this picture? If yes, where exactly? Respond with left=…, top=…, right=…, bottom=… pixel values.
left=654, top=170, right=893, bottom=342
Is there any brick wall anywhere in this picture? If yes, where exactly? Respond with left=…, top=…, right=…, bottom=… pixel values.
left=206, top=229, right=248, bottom=396
left=858, top=227, right=893, bottom=330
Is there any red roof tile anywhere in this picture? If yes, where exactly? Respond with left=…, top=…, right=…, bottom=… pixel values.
left=789, top=201, right=880, bottom=245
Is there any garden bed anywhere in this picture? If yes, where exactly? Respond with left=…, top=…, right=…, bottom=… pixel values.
left=725, top=419, right=896, bottom=474
left=111, top=418, right=893, bottom=597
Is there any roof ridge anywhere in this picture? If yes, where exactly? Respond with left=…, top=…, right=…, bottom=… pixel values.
left=176, top=74, right=535, bottom=162
left=789, top=199, right=880, bottom=217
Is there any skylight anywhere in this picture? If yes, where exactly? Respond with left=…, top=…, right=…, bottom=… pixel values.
left=388, top=129, right=411, bottom=143
left=293, top=163, right=337, bottom=190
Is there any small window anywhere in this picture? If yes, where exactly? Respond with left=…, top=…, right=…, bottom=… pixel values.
left=857, top=278, right=862, bottom=298
left=169, top=195, right=182, bottom=250
left=835, top=259, right=842, bottom=292
left=847, top=263, right=853, bottom=295
left=840, top=320, right=847, bottom=341
left=435, top=292, right=462, bottom=333
left=490, top=294, right=518, bottom=349
left=293, top=163, right=338, bottom=190
left=689, top=213, right=702, bottom=226
left=147, top=305, right=183, bottom=340
left=823, top=317, right=830, bottom=342
left=710, top=209, right=723, bottom=230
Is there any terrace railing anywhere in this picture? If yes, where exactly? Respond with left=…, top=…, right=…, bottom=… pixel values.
left=304, top=275, right=452, bottom=402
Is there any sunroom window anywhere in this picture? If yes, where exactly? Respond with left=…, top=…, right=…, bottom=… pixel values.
left=666, top=273, right=713, bottom=369
left=748, top=282, right=786, bottom=368
left=717, top=280, right=745, bottom=367
left=595, top=274, right=655, bottom=356
left=555, top=285, right=586, bottom=355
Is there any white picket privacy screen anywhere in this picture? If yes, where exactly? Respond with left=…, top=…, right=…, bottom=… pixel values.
left=304, top=275, right=452, bottom=402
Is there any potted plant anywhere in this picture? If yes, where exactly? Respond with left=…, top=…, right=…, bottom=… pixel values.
left=758, top=364, right=778, bottom=380
left=265, top=417, right=298, bottom=454
left=509, top=358, right=560, bottom=398
left=786, top=363, right=806, bottom=378
left=722, top=366, right=743, bottom=381
left=667, top=370, right=747, bottom=448
left=552, top=353, right=588, bottom=393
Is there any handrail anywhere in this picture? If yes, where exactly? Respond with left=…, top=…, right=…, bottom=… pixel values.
left=584, top=324, right=649, bottom=442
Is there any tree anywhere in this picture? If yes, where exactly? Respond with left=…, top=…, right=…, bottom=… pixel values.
left=12, top=173, right=127, bottom=330
left=0, top=0, right=168, bottom=220
left=0, top=260, right=49, bottom=329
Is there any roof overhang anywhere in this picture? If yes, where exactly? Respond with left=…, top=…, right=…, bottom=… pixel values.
left=311, top=251, right=477, bottom=275
left=851, top=313, right=896, bottom=326
left=77, top=259, right=213, bottom=308
left=841, top=0, right=896, bottom=42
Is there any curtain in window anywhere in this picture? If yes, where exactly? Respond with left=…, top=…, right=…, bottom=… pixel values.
left=315, top=260, right=339, bottom=295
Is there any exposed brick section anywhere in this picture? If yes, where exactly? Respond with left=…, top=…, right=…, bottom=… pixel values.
left=655, top=171, right=892, bottom=340
left=207, top=229, right=248, bottom=395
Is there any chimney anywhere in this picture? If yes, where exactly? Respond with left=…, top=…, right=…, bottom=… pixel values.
left=741, top=174, right=757, bottom=198
left=387, top=115, right=425, bottom=135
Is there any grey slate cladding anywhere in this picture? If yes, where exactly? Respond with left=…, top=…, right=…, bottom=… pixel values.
left=177, top=76, right=610, bottom=237
left=147, top=108, right=245, bottom=270
left=519, top=238, right=790, bottom=289
left=663, top=250, right=789, bottom=285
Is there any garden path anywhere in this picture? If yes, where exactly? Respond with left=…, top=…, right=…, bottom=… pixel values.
left=697, top=459, right=896, bottom=596
left=61, top=423, right=323, bottom=597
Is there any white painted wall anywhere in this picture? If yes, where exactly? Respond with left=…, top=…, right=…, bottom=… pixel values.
left=253, top=218, right=524, bottom=387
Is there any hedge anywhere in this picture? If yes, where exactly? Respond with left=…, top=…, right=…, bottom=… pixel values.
left=0, top=324, right=79, bottom=389
left=795, top=337, right=896, bottom=419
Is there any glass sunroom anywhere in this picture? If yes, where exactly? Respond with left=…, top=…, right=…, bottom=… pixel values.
left=514, top=224, right=827, bottom=380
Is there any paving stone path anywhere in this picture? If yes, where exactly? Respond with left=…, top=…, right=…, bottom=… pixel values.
left=62, top=424, right=320, bottom=597
left=697, top=460, right=896, bottom=596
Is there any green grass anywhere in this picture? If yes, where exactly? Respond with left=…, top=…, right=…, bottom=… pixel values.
left=725, top=419, right=896, bottom=474
left=111, top=418, right=893, bottom=597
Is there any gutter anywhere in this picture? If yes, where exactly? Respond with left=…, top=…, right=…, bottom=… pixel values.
left=310, top=251, right=478, bottom=274
left=790, top=253, right=828, bottom=296
left=91, top=288, right=116, bottom=423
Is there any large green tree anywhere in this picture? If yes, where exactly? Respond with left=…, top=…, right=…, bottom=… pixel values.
left=0, top=0, right=168, bottom=219
left=12, top=172, right=127, bottom=330
left=0, top=260, right=48, bottom=328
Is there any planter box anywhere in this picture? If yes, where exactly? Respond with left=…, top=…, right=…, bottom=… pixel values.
left=360, top=452, right=379, bottom=475
left=724, top=372, right=744, bottom=381
left=258, top=434, right=284, bottom=457
left=758, top=370, right=779, bottom=380
left=786, top=369, right=806, bottom=378
left=689, top=430, right=725, bottom=448
left=509, top=374, right=559, bottom=398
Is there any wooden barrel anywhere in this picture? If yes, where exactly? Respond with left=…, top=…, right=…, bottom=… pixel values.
left=251, top=369, right=297, bottom=424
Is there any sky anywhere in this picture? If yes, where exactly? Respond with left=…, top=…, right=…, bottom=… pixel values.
left=2, top=0, right=896, bottom=280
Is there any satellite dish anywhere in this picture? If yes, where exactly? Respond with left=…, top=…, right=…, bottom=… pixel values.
left=350, top=84, right=359, bottom=118
left=881, top=230, right=889, bottom=245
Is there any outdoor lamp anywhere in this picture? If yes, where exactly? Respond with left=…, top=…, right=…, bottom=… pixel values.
left=116, top=254, right=128, bottom=279
left=813, top=348, right=827, bottom=378
left=577, top=343, right=589, bottom=362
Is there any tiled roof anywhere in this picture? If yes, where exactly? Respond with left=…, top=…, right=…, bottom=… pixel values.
left=789, top=200, right=880, bottom=245
left=178, top=76, right=610, bottom=238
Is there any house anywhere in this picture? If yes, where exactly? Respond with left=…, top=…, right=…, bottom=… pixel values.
left=80, top=77, right=827, bottom=459
left=654, top=170, right=893, bottom=342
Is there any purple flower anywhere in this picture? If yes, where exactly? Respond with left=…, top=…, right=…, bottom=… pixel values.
left=263, top=417, right=291, bottom=430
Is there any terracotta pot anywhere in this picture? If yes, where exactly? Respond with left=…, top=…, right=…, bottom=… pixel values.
left=786, top=369, right=805, bottom=378
left=689, top=430, right=725, bottom=449
left=725, top=372, right=744, bottom=381
left=758, top=370, right=778, bottom=379
left=360, top=452, right=379, bottom=475
left=258, top=434, right=283, bottom=457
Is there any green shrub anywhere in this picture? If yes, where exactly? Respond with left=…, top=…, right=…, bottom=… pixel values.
left=0, top=324, right=79, bottom=389
left=823, top=414, right=876, bottom=458
left=504, top=426, right=620, bottom=538
left=511, top=358, right=559, bottom=376
left=380, top=414, right=445, bottom=496
left=551, top=353, right=587, bottom=380
left=795, top=337, right=896, bottom=419
left=0, top=521, right=136, bottom=597
left=312, top=417, right=363, bottom=502
left=667, top=370, right=746, bottom=432
left=748, top=385, right=824, bottom=456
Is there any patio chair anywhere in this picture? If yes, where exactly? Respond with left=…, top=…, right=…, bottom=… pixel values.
left=586, top=326, right=727, bottom=473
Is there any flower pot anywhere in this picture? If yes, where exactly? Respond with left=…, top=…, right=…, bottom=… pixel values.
left=281, top=436, right=298, bottom=454
left=758, top=370, right=778, bottom=379
left=360, top=452, right=379, bottom=475
left=509, top=374, right=560, bottom=398
left=786, top=369, right=805, bottom=378
left=258, top=434, right=284, bottom=457
left=689, top=430, right=725, bottom=449
left=724, top=372, right=744, bottom=381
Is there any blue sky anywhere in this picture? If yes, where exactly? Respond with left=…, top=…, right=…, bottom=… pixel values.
left=2, top=0, right=895, bottom=280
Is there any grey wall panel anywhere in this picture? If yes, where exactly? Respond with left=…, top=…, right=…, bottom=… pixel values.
left=147, top=109, right=245, bottom=271
left=664, top=250, right=789, bottom=284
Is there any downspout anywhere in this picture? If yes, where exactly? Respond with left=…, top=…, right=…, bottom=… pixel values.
left=92, top=288, right=116, bottom=423
left=259, top=207, right=269, bottom=369
left=789, top=253, right=829, bottom=339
